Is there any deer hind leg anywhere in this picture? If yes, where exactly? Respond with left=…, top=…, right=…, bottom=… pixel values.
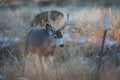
left=49, top=56, right=57, bottom=80
left=22, top=52, right=32, bottom=76
left=26, top=52, right=32, bottom=63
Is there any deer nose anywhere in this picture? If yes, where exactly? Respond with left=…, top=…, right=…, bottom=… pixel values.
left=59, top=44, right=64, bottom=48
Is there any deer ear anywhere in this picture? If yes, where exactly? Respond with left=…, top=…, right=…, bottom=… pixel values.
left=46, top=23, right=56, bottom=33
left=51, top=26, right=56, bottom=33
left=46, top=23, right=51, bottom=31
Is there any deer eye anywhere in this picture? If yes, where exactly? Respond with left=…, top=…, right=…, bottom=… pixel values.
left=54, top=35, right=57, bottom=38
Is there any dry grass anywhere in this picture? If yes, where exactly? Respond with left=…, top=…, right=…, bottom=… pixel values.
left=0, top=5, right=120, bottom=80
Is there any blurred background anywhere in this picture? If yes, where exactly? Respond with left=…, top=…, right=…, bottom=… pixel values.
left=0, top=0, right=120, bottom=80
left=0, top=0, right=120, bottom=8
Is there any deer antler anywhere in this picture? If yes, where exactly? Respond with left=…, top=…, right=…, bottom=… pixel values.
left=48, top=10, right=56, bottom=30
left=48, top=10, right=51, bottom=24
left=59, top=13, right=71, bottom=31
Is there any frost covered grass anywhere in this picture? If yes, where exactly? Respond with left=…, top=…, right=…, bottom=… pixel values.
left=0, top=5, right=120, bottom=80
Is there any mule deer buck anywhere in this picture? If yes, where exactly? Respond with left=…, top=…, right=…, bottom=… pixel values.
left=24, top=20, right=70, bottom=79
left=31, top=10, right=64, bottom=28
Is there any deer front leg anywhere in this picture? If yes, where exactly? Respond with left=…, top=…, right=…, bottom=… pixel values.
left=49, top=55, right=57, bottom=80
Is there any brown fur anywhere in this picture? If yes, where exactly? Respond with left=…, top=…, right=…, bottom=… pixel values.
left=25, top=28, right=57, bottom=56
